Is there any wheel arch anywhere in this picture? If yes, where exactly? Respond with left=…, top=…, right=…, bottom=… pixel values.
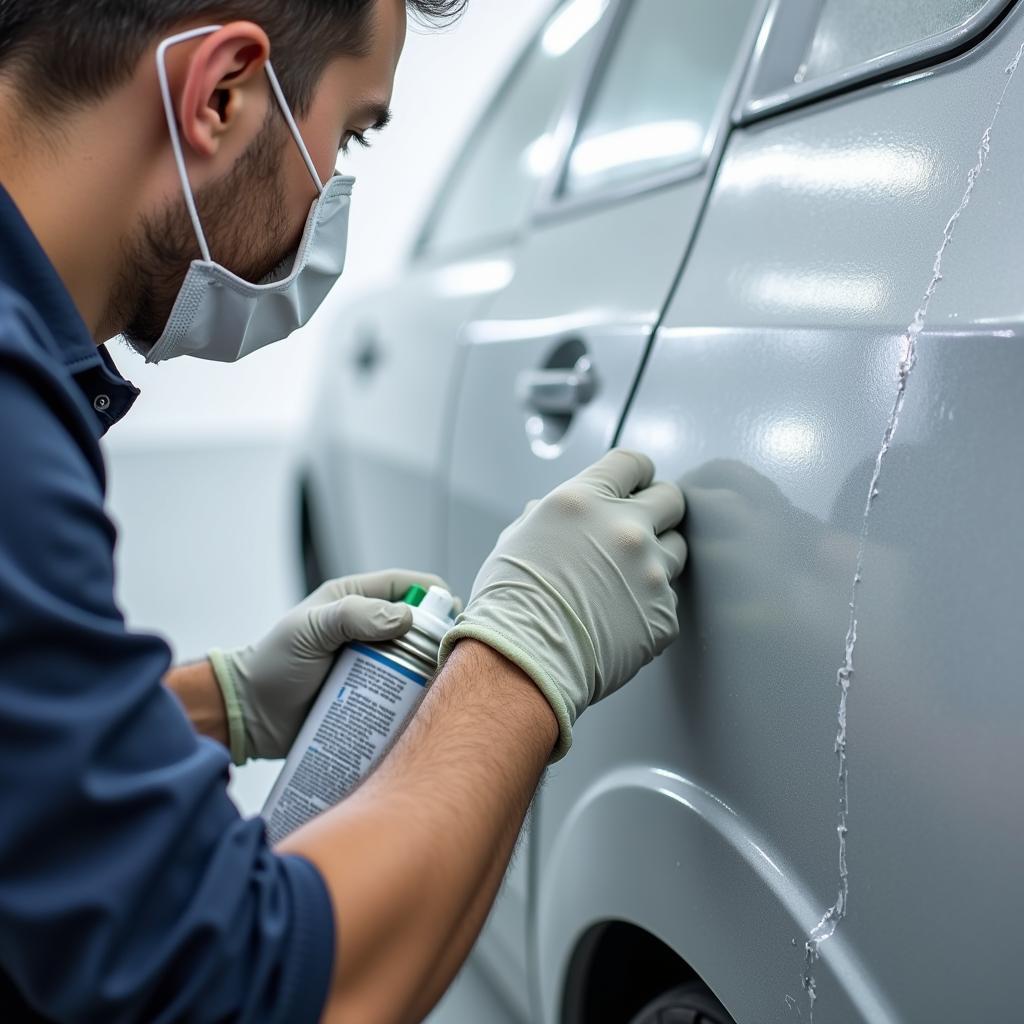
left=533, top=766, right=899, bottom=1023
left=561, top=920, right=700, bottom=1024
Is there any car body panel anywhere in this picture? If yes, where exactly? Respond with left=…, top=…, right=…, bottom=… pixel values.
left=529, top=7, right=1024, bottom=1021
left=535, top=766, right=898, bottom=1023
left=302, top=0, right=1024, bottom=1020
left=302, top=270, right=511, bottom=580
left=443, top=2, right=768, bottom=1017
left=445, top=147, right=712, bottom=1024
left=302, top=0, right=610, bottom=583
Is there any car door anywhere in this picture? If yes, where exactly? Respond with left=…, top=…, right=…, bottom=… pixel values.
left=302, top=0, right=607, bottom=581
left=531, top=1, right=1024, bottom=1022
left=440, top=0, right=765, bottom=1017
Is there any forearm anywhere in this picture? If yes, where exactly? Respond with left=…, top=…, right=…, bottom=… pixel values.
left=406, top=811, right=532, bottom=1023
left=279, top=639, right=557, bottom=1024
left=165, top=660, right=229, bottom=748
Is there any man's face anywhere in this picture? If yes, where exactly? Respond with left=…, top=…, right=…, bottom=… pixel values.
left=121, top=0, right=406, bottom=353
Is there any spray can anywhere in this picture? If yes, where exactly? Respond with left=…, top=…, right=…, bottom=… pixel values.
left=262, top=584, right=456, bottom=843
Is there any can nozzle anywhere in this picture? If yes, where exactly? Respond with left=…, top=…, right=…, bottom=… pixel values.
left=403, top=585, right=428, bottom=607
left=410, top=585, right=456, bottom=640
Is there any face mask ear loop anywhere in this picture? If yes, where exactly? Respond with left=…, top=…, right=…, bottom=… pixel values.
left=155, top=25, right=223, bottom=263
left=264, top=63, right=325, bottom=195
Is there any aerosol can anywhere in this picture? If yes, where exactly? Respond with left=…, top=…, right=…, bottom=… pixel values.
left=263, top=584, right=456, bottom=843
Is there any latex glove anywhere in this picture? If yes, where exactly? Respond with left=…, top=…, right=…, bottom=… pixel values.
left=210, top=569, right=455, bottom=764
left=438, top=450, right=687, bottom=760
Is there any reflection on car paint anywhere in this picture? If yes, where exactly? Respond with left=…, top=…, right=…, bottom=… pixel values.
left=718, top=141, right=934, bottom=199
left=541, top=0, right=609, bottom=58
left=799, top=36, right=1024, bottom=1021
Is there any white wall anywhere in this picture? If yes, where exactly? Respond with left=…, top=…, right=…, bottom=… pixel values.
left=105, top=0, right=552, bottom=813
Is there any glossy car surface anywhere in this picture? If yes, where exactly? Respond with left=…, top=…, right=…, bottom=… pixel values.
left=301, top=1, right=1024, bottom=1019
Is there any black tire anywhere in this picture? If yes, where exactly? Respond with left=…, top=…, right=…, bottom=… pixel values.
left=628, top=980, right=735, bottom=1024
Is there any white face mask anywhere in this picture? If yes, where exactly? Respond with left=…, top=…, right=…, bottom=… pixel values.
left=141, top=25, right=354, bottom=365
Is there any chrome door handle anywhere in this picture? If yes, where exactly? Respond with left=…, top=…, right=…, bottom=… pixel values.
left=516, top=357, right=597, bottom=416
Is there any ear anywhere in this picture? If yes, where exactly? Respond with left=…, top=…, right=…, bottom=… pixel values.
left=176, top=22, right=271, bottom=159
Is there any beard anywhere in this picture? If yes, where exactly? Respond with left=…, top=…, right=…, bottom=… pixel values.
left=116, top=108, right=294, bottom=356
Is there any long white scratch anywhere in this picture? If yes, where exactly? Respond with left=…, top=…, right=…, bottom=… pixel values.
left=799, top=38, right=1024, bottom=1022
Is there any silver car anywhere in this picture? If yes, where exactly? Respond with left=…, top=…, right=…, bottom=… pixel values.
left=298, top=0, right=1024, bottom=1020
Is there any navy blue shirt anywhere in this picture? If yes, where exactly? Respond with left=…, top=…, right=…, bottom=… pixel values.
left=0, top=186, right=334, bottom=1022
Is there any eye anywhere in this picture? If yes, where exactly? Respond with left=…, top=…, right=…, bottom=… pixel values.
left=341, top=130, right=372, bottom=155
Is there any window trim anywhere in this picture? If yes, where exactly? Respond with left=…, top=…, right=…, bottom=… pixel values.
left=409, top=0, right=617, bottom=266
left=532, top=0, right=770, bottom=226
left=735, top=0, right=1018, bottom=124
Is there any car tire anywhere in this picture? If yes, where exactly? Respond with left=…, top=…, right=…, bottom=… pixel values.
left=627, top=980, right=735, bottom=1024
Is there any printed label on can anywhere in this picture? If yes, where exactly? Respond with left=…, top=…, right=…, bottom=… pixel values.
left=262, top=643, right=429, bottom=844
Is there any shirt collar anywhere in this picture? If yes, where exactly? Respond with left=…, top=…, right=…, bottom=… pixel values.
left=0, top=184, right=139, bottom=435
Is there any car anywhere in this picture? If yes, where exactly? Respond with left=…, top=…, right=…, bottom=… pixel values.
left=297, top=0, right=1024, bottom=1020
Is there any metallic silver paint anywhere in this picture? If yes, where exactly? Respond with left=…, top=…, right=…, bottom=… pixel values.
left=304, top=0, right=1024, bottom=1019
left=592, top=9, right=1024, bottom=1019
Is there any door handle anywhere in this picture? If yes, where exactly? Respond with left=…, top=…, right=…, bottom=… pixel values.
left=516, top=357, right=597, bottom=416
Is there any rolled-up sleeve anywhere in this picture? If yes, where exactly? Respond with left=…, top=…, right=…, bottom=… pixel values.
left=0, top=331, right=335, bottom=1022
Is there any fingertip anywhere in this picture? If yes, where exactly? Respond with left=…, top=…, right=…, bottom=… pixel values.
left=387, top=598, right=414, bottom=623
left=639, top=479, right=686, bottom=532
left=385, top=570, right=454, bottom=601
left=613, top=448, right=656, bottom=485
left=366, top=598, right=414, bottom=639
left=658, top=529, right=689, bottom=578
left=585, top=448, right=656, bottom=497
left=426, top=574, right=454, bottom=595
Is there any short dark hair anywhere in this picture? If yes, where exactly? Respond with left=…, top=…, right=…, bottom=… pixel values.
left=0, top=1, right=466, bottom=117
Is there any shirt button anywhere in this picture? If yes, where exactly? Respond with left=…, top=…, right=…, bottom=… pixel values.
left=93, top=394, right=111, bottom=412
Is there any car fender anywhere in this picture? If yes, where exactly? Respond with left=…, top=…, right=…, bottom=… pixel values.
left=534, top=765, right=900, bottom=1024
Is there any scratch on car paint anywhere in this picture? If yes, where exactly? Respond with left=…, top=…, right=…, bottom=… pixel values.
left=798, top=37, right=1024, bottom=1022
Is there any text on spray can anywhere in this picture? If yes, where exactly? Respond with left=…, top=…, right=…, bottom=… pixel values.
left=262, top=585, right=456, bottom=843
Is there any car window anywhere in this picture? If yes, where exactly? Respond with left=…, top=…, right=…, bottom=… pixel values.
left=802, top=0, right=992, bottom=80
left=738, top=0, right=1013, bottom=122
left=564, top=0, right=754, bottom=200
left=421, top=0, right=611, bottom=258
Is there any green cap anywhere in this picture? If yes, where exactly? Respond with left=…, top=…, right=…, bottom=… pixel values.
left=403, top=584, right=428, bottom=607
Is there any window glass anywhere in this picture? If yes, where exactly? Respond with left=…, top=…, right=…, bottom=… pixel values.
left=422, top=0, right=610, bottom=257
left=565, top=0, right=753, bottom=199
left=802, top=0, right=991, bottom=81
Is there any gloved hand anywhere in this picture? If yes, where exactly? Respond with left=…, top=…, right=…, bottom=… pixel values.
left=210, top=569, right=455, bottom=764
left=438, top=449, right=687, bottom=760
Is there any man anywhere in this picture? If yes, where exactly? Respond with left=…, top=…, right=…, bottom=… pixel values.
left=0, top=2, right=687, bottom=1021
